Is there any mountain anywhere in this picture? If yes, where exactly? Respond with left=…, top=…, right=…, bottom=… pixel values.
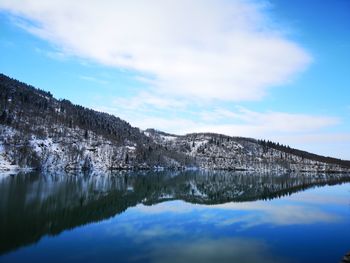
left=0, top=73, right=349, bottom=173
left=144, top=129, right=350, bottom=172
left=0, top=74, right=192, bottom=172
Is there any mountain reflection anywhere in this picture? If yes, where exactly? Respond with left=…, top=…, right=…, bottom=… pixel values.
left=0, top=170, right=349, bottom=255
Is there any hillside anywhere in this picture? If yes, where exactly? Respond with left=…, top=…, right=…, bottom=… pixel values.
left=144, top=129, right=350, bottom=173
left=0, top=73, right=349, bottom=173
left=0, top=74, right=193, bottom=172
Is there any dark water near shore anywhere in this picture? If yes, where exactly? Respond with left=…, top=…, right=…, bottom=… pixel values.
left=0, top=171, right=350, bottom=263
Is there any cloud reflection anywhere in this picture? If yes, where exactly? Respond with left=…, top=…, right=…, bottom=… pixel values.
left=148, top=238, right=285, bottom=263
left=131, top=199, right=340, bottom=229
left=214, top=202, right=339, bottom=228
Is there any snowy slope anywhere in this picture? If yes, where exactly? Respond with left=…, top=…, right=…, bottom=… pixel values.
left=1, top=73, right=350, bottom=173
left=0, top=124, right=139, bottom=172
left=145, top=130, right=350, bottom=173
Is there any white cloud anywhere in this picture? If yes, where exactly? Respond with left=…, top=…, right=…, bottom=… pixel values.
left=0, top=0, right=312, bottom=101
left=196, top=106, right=340, bottom=133
left=112, top=92, right=189, bottom=111
left=273, top=133, right=350, bottom=159
left=97, top=103, right=339, bottom=136
left=150, top=238, right=283, bottom=263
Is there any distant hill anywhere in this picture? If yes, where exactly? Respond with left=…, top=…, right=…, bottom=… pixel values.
left=145, top=129, right=350, bottom=172
left=0, top=73, right=349, bottom=173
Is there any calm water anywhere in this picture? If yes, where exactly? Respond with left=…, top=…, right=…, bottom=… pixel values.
left=0, top=171, right=350, bottom=263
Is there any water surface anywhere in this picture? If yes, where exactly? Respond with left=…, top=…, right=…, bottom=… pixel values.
left=0, top=171, right=349, bottom=263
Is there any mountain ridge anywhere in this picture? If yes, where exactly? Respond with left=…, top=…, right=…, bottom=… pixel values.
left=144, top=128, right=350, bottom=168
left=0, top=73, right=349, bottom=173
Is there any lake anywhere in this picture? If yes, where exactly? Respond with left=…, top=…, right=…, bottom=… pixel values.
left=0, top=171, right=350, bottom=263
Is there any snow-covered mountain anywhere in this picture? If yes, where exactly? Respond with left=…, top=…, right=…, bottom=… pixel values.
left=0, top=74, right=191, bottom=172
left=1, top=73, right=349, bottom=173
left=144, top=129, right=350, bottom=173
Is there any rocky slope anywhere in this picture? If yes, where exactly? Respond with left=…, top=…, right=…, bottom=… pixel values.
left=0, top=73, right=349, bottom=173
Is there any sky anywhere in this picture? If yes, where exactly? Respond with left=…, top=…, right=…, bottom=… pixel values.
left=0, top=0, right=349, bottom=159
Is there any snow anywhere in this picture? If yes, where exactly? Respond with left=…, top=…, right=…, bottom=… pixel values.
left=0, top=127, right=20, bottom=173
left=126, top=146, right=136, bottom=151
left=158, top=193, right=174, bottom=199
left=0, top=141, right=33, bottom=175
left=190, top=139, right=209, bottom=155
left=1, top=124, right=349, bottom=174
left=0, top=124, right=141, bottom=173
left=147, top=130, right=350, bottom=173
left=143, top=130, right=178, bottom=142
left=189, top=181, right=208, bottom=198
left=159, top=134, right=177, bottom=141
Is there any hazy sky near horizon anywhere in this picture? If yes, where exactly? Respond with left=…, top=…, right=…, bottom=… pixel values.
left=0, top=0, right=349, bottom=159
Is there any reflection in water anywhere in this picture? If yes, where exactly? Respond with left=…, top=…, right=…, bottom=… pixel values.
left=148, top=238, right=283, bottom=263
left=0, top=170, right=349, bottom=259
left=342, top=252, right=350, bottom=263
left=131, top=199, right=339, bottom=230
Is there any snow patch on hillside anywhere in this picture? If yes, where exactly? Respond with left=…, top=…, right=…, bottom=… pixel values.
left=0, top=126, right=33, bottom=174
left=0, top=124, right=139, bottom=172
left=189, top=181, right=208, bottom=198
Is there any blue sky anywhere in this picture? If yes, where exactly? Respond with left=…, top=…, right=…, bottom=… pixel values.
left=0, top=0, right=349, bottom=159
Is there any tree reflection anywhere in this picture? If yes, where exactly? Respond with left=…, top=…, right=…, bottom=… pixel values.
left=0, top=170, right=349, bottom=254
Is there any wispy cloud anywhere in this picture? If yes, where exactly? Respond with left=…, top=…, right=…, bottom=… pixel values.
left=0, top=0, right=311, bottom=101
left=214, top=202, right=339, bottom=228
left=112, top=92, right=189, bottom=111
left=34, top=47, right=68, bottom=61
left=132, top=200, right=339, bottom=228
left=197, top=106, right=340, bottom=132
left=79, top=75, right=109, bottom=85
left=97, top=103, right=339, bottom=136
left=149, top=238, right=285, bottom=263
